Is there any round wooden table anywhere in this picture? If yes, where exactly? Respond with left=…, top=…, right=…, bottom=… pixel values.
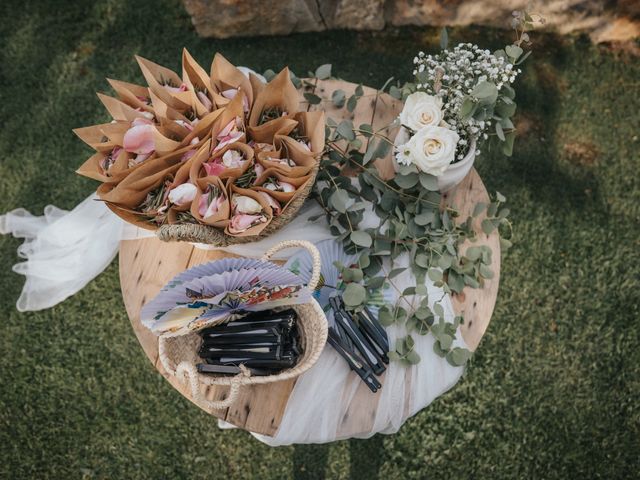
left=119, top=80, right=500, bottom=437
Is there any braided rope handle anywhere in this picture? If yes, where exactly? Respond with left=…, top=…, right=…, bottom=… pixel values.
left=159, top=336, right=249, bottom=410
left=176, top=362, right=248, bottom=410
left=261, top=240, right=322, bottom=291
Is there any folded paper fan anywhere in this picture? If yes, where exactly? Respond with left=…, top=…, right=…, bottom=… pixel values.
left=162, top=257, right=280, bottom=292
left=141, top=260, right=310, bottom=337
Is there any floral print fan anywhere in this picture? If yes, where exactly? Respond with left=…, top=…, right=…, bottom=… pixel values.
left=141, top=258, right=310, bottom=337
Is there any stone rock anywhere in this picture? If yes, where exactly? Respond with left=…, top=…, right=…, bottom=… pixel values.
left=182, top=0, right=639, bottom=43
left=388, top=0, right=640, bottom=43
left=181, top=0, right=324, bottom=38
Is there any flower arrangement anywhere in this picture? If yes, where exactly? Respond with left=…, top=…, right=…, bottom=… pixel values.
left=75, top=51, right=325, bottom=238
left=394, top=12, right=544, bottom=190
left=309, top=10, right=542, bottom=365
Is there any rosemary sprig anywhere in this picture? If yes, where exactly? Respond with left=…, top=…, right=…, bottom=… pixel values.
left=235, top=168, right=257, bottom=188
left=259, top=106, right=284, bottom=125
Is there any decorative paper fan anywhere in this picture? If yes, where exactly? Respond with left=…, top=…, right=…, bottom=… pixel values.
left=141, top=261, right=310, bottom=337
left=284, top=238, right=392, bottom=325
left=162, top=258, right=280, bottom=292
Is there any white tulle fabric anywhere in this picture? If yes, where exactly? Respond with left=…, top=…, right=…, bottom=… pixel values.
left=0, top=193, right=123, bottom=311
left=1, top=191, right=465, bottom=444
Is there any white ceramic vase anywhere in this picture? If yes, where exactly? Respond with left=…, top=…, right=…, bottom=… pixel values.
left=393, top=127, right=477, bottom=192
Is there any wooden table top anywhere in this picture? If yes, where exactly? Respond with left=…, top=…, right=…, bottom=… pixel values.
left=118, top=80, right=500, bottom=437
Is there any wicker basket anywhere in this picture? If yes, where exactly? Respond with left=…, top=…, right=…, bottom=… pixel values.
left=157, top=240, right=327, bottom=410
left=156, top=165, right=318, bottom=246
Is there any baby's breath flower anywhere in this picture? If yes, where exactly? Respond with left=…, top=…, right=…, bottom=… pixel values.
left=412, top=43, right=520, bottom=159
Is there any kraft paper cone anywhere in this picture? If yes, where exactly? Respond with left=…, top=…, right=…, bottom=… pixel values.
left=190, top=176, right=230, bottom=227
left=278, top=110, right=326, bottom=156
left=256, top=190, right=282, bottom=217
left=77, top=151, right=114, bottom=183
left=151, top=127, right=182, bottom=155
left=190, top=141, right=254, bottom=181
left=209, top=93, right=247, bottom=153
left=247, top=116, right=298, bottom=144
left=248, top=67, right=298, bottom=128
left=253, top=168, right=311, bottom=203
left=211, top=90, right=246, bottom=135
left=97, top=93, right=150, bottom=123
left=107, top=78, right=153, bottom=113
left=73, top=122, right=129, bottom=150
left=256, top=147, right=315, bottom=177
left=148, top=90, right=192, bottom=125
left=182, top=49, right=215, bottom=117
left=180, top=109, right=223, bottom=147
left=249, top=72, right=265, bottom=100
left=251, top=141, right=276, bottom=156
left=225, top=184, right=273, bottom=237
left=136, top=55, right=193, bottom=112
left=210, top=53, right=253, bottom=108
left=164, top=156, right=196, bottom=213
left=99, top=144, right=196, bottom=208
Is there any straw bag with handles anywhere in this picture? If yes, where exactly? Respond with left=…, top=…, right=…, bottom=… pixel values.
left=157, top=240, right=327, bottom=410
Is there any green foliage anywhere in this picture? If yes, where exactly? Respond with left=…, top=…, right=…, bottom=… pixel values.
left=312, top=83, right=519, bottom=366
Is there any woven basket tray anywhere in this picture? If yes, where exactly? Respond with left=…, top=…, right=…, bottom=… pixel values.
left=157, top=240, right=328, bottom=410
left=156, top=164, right=318, bottom=246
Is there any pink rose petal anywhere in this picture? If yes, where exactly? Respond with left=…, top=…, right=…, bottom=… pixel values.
left=203, top=161, right=225, bottom=177
left=230, top=213, right=263, bottom=233
left=197, top=91, right=213, bottom=111
left=123, top=124, right=155, bottom=154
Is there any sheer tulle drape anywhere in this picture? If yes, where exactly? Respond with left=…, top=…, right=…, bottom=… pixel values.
left=0, top=192, right=465, bottom=443
left=0, top=193, right=123, bottom=311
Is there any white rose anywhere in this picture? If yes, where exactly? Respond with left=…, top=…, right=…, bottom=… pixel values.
left=232, top=195, right=262, bottom=214
left=404, top=126, right=460, bottom=176
left=399, top=92, right=443, bottom=131
left=168, top=183, right=196, bottom=206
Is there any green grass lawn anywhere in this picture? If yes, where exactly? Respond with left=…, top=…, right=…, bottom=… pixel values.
left=1, top=0, right=639, bottom=478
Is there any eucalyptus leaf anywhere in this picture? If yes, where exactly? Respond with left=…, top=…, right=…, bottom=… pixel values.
left=427, top=268, right=443, bottom=282
left=481, top=218, right=496, bottom=235
left=505, top=44, right=523, bottom=60
left=350, top=230, right=372, bottom=248
left=303, top=92, right=322, bottom=105
left=395, top=172, right=419, bottom=189
left=315, top=63, right=332, bottom=80
left=388, top=268, right=405, bottom=279
left=331, top=89, right=346, bottom=108
left=416, top=254, right=430, bottom=269
left=419, top=173, right=439, bottom=191
left=336, top=120, right=355, bottom=141
left=446, top=347, right=472, bottom=366
left=343, top=283, right=366, bottom=307
left=406, top=350, right=421, bottom=365
left=329, top=189, right=349, bottom=213
left=347, top=95, right=357, bottom=112
left=472, top=81, right=498, bottom=103
left=440, top=27, right=448, bottom=50
left=502, top=131, right=516, bottom=156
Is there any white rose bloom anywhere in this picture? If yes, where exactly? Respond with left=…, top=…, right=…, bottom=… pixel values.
left=399, top=92, right=443, bottom=131
left=405, top=126, right=460, bottom=176
left=232, top=195, right=262, bottom=214
left=168, top=183, right=196, bottom=206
